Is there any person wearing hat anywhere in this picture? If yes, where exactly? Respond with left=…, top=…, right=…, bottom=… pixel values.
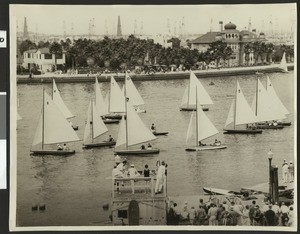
left=127, top=164, right=140, bottom=194
left=114, top=155, right=121, bottom=164
left=151, top=123, right=156, bottom=133
left=180, top=201, right=189, bottom=221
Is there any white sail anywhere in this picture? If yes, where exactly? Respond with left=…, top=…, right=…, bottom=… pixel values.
left=235, top=81, right=258, bottom=125
left=181, top=86, right=188, bottom=107
left=95, top=77, right=109, bottom=116
left=186, top=111, right=195, bottom=143
left=115, top=116, right=126, bottom=148
left=83, top=101, right=92, bottom=144
left=92, top=100, right=108, bottom=139
left=266, top=77, right=290, bottom=116
left=17, top=112, right=22, bottom=120
left=224, top=101, right=234, bottom=128
left=52, top=79, right=74, bottom=119
left=104, top=92, right=109, bottom=114
left=125, top=73, right=145, bottom=107
left=32, top=92, right=80, bottom=147
left=109, top=76, right=125, bottom=113
left=251, top=79, right=286, bottom=122
left=197, top=103, right=219, bottom=142
left=32, top=114, right=42, bottom=146
left=279, top=52, right=288, bottom=72
left=126, top=102, right=156, bottom=147
left=182, top=71, right=213, bottom=107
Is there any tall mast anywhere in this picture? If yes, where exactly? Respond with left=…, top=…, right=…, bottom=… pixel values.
left=124, top=76, right=129, bottom=150
left=233, top=80, right=238, bottom=129
left=187, top=71, right=191, bottom=108
left=195, top=87, right=199, bottom=146
left=42, top=88, right=45, bottom=150
left=91, top=100, right=94, bottom=143
left=255, top=78, right=258, bottom=116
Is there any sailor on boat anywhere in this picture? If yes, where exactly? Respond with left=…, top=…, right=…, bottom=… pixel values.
left=57, top=144, right=63, bottom=151
left=63, top=144, right=69, bottom=151
left=151, top=123, right=156, bottom=133
left=212, top=139, right=221, bottom=146
left=147, top=143, right=153, bottom=150
left=128, top=164, right=140, bottom=194
left=108, top=135, right=114, bottom=142
left=198, top=141, right=206, bottom=146
left=117, top=160, right=127, bottom=175
left=141, top=145, right=146, bottom=150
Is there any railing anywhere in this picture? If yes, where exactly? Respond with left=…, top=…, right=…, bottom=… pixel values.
left=112, top=176, right=167, bottom=199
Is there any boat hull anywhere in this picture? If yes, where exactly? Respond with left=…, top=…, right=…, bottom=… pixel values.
left=30, top=150, right=76, bottom=156
left=153, top=131, right=169, bottom=136
left=103, top=119, right=119, bottom=124
left=256, top=125, right=284, bottom=129
left=203, top=187, right=242, bottom=196
left=83, top=141, right=116, bottom=148
left=180, top=107, right=209, bottom=111
left=104, top=114, right=122, bottom=120
left=114, top=149, right=160, bottom=155
left=185, top=145, right=227, bottom=151
left=279, top=122, right=292, bottom=126
left=223, top=129, right=262, bottom=134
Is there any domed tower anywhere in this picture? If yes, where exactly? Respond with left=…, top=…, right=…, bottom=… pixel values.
left=224, top=22, right=237, bottom=30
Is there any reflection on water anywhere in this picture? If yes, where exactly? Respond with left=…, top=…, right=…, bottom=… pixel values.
left=16, top=72, right=294, bottom=226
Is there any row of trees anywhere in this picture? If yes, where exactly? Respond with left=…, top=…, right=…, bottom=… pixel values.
left=18, top=35, right=294, bottom=71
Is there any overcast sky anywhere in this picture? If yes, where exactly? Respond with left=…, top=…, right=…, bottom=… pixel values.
left=11, top=4, right=296, bottom=36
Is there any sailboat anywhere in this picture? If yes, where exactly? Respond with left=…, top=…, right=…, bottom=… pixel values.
left=52, top=79, right=78, bottom=130
left=94, top=77, right=119, bottom=124
left=83, top=100, right=116, bottom=148
left=251, top=78, right=286, bottom=129
left=223, top=81, right=262, bottom=134
left=180, top=71, right=213, bottom=111
left=186, top=88, right=226, bottom=151
left=125, top=72, right=146, bottom=113
left=30, top=89, right=80, bottom=155
left=104, top=76, right=125, bottom=120
left=279, top=52, right=288, bottom=73
left=114, top=99, right=159, bottom=155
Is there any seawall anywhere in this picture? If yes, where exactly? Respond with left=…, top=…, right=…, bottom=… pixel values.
left=16, top=64, right=294, bottom=84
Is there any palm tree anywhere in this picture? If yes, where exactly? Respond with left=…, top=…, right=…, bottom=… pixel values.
left=252, top=41, right=261, bottom=65
left=49, top=42, right=63, bottom=71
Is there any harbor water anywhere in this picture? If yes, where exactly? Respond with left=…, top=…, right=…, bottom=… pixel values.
left=16, top=72, right=295, bottom=226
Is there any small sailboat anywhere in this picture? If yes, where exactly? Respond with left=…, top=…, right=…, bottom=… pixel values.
left=266, top=76, right=291, bottom=126
left=125, top=72, right=146, bottom=113
left=30, top=89, right=80, bottom=155
left=223, top=81, right=262, bottom=134
left=104, top=76, right=125, bottom=120
left=186, top=88, right=226, bottom=151
left=114, top=99, right=159, bottom=155
left=279, top=52, right=288, bottom=73
left=52, top=79, right=78, bottom=130
left=180, top=71, right=213, bottom=111
left=251, top=78, right=286, bottom=130
left=95, top=77, right=120, bottom=124
left=83, top=100, right=116, bottom=148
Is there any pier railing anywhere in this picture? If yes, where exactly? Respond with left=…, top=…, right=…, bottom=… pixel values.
left=112, top=176, right=167, bottom=199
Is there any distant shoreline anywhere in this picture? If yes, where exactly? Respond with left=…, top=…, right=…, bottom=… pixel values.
left=16, top=63, right=294, bottom=84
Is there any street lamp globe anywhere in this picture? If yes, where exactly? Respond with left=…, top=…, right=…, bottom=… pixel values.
left=268, top=149, right=273, bottom=160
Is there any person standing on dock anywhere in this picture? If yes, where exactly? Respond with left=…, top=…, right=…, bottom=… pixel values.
left=128, top=164, right=140, bottom=194
left=207, top=203, right=218, bottom=225
left=288, top=162, right=294, bottom=182
left=155, top=161, right=166, bottom=194
left=282, top=162, right=289, bottom=183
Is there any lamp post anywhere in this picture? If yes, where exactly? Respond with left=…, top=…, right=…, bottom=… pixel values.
left=268, top=149, right=273, bottom=203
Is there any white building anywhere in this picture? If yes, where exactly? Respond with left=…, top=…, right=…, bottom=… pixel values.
left=22, top=48, right=66, bottom=72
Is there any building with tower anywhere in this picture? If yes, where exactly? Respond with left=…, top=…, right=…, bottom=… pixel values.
left=190, top=21, right=267, bottom=66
